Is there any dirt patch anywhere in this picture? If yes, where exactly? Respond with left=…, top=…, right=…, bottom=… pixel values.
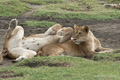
left=22, top=27, right=48, bottom=37
left=0, top=71, right=23, bottom=79
left=18, top=61, right=70, bottom=68
left=0, top=58, right=13, bottom=68
left=61, top=6, right=91, bottom=12
left=61, top=3, right=91, bottom=12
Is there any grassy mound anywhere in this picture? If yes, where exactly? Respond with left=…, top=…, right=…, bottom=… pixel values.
left=0, top=56, right=120, bottom=80
left=92, top=49, right=120, bottom=61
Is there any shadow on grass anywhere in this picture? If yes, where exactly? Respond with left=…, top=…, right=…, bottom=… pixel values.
left=0, top=71, right=23, bottom=79
left=17, top=60, right=70, bottom=68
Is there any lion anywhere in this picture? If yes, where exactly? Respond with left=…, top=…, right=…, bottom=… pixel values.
left=2, top=19, right=73, bottom=62
left=2, top=19, right=37, bottom=62
left=2, top=22, right=62, bottom=53
left=39, top=25, right=113, bottom=57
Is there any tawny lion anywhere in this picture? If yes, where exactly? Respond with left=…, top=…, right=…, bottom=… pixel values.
left=2, top=19, right=37, bottom=62
left=39, top=25, right=113, bottom=57
left=2, top=19, right=73, bottom=62
left=2, top=22, right=62, bottom=53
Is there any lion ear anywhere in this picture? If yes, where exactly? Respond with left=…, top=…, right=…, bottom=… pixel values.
left=74, top=24, right=78, bottom=30
left=84, top=26, right=89, bottom=33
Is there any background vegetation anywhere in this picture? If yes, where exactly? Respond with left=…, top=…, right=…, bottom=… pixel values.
left=0, top=0, right=30, bottom=17
left=1, top=0, right=120, bottom=20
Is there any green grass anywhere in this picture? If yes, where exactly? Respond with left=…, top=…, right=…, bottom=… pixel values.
left=106, top=0, right=120, bottom=3
left=33, top=0, right=120, bottom=20
left=92, top=49, right=120, bottom=61
left=20, top=0, right=64, bottom=5
left=21, top=20, right=57, bottom=28
left=1, top=0, right=120, bottom=19
left=1, top=56, right=120, bottom=80
left=92, top=53, right=120, bottom=61
left=0, top=0, right=30, bottom=17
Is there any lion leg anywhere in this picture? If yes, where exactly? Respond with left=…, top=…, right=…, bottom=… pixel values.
left=45, top=24, right=62, bottom=35
left=5, top=19, right=18, bottom=38
left=10, top=47, right=37, bottom=63
left=3, top=19, right=18, bottom=51
left=82, top=42, right=99, bottom=57
left=94, top=38, right=113, bottom=53
left=12, top=56, right=27, bottom=63
left=12, top=50, right=37, bottom=63
left=97, top=47, right=113, bottom=53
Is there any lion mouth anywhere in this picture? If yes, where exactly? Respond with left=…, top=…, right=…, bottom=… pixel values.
left=74, top=40, right=85, bottom=44
left=74, top=41, right=80, bottom=44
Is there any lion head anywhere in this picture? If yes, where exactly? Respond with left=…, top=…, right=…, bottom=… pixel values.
left=73, top=24, right=90, bottom=44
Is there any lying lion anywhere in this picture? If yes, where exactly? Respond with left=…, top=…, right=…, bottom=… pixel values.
left=39, top=25, right=113, bottom=57
left=2, top=19, right=73, bottom=62
left=2, top=19, right=37, bottom=62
